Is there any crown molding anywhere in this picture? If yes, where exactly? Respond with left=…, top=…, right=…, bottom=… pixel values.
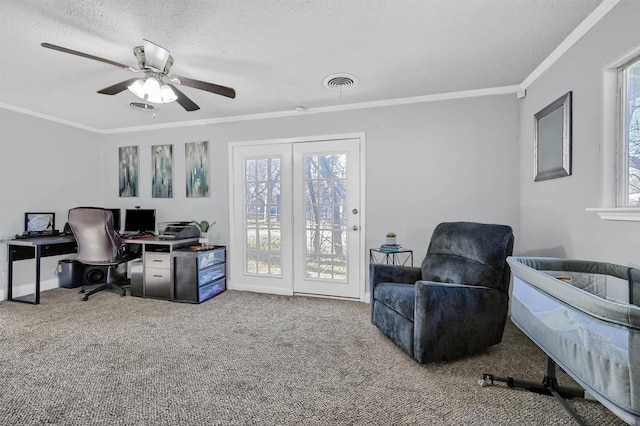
left=103, top=85, right=521, bottom=134
left=2, top=85, right=520, bottom=135
left=0, top=102, right=101, bottom=133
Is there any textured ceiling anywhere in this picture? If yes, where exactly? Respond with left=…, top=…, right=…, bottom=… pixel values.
left=0, top=0, right=606, bottom=132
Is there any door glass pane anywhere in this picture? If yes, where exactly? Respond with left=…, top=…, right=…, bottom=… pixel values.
left=244, top=157, right=282, bottom=276
left=304, top=154, right=347, bottom=281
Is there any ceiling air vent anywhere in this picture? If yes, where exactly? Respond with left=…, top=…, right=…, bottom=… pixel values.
left=129, top=102, right=155, bottom=112
left=323, top=73, right=359, bottom=91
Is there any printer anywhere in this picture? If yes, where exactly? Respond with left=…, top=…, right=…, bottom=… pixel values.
left=157, top=222, right=200, bottom=240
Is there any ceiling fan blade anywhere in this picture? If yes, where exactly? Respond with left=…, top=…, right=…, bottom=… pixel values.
left=167, top=84, right=200, bottom=111
left=97, top=78, right=140, bottom=95
left=174, top=76, right=236, bottom=99
left=41, top=42, right=137, bottom=71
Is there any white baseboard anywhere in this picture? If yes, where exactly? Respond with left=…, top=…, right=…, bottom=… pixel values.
left=0, top=278, right=59, bottom=301
left=2, top=280, right=370, bottom=303
left=227, top=282, right=294, bottom=296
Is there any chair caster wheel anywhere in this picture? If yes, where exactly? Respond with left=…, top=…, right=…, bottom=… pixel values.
left=120, top=293, right=126, bottom=297
left=81, top=296, right=89, bottom=301
left=79, top=289, right=85, bottom=294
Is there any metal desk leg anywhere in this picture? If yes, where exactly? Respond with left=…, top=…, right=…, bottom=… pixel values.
left=7, top=244, right=40, bottom=305
left=7, top=245, right=14, bottom=301
left=35, top=245, right=41, bottom=305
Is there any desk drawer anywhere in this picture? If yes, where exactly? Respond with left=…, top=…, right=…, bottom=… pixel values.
left=199, top=263, right=225, bottom=286
left=199, top=277, right=225, bottom=303
left=199, top=248, right=225, bottom=269
left=145, top=253, right=170, bottom=269
left=11, top=242, right=78, bottom=261
left=145, top=267, right=171, bottom=299
left=42, top=242, right=77, bottom=257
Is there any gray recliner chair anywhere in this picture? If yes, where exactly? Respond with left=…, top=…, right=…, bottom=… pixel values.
left=68, top=207, right=140, bottom=301
left=370, top=222, right=514, bottom=364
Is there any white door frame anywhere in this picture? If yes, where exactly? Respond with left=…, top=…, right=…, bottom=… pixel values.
left=228, top=132, right=366, bottom=301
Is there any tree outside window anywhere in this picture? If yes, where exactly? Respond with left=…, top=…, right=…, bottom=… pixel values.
left=622, top=57, right=640, bottom=206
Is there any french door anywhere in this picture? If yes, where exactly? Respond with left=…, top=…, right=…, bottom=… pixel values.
left=230, top=136, right=363, bottom=299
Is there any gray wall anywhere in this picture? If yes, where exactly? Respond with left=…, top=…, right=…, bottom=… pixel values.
left=0, top=109, right=104, bottom=298
left=518, top=0, right=640, bottom=267
left=101, top=95, right=521, bottom=280
left=0, top=93, right=520, bottom=299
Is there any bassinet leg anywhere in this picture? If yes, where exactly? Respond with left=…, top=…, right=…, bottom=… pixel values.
left=542, top=357, right=586, bottom=426
left=481, top=356, right=586, bottom=426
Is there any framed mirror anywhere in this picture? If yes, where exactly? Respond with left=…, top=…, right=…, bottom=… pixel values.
left=534, top=91, right=572, bottom=181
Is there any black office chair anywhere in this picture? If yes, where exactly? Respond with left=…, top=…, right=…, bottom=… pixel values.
left=68, top=207, right=139, bottom=301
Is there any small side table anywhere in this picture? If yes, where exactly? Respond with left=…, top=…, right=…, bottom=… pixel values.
left=370, top=248, right=414, bottom=266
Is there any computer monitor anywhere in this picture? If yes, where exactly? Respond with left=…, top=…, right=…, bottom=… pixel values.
left=105, top=208, right=121, bottom=231
left=124, top=209, right=156, bottom=234
left=25, top=212, right=55, bottom=233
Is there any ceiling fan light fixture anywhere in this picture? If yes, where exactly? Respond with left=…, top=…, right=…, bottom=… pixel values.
left=128, top=79, right=146, bottom=98
left=146, top=91, right=163, bottom=104
left=127, top=77, right=177, bottom=104
left=160, top=85, right=177, bottom=103
left=143, top=77, right=160, bottom=93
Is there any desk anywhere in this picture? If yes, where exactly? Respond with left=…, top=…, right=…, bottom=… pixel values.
left=2, top=235, right=198, bottom=304
left=2, top=236, right=77, bottom=304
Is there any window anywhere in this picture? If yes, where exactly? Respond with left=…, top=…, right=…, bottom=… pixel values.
left=587, top=48, right=640, bottom=221
left=619, top=56, right=640, bottom=206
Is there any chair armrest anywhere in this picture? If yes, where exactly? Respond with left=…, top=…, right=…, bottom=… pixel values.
left=120, top=250, right=142, bottom=263
left=413, top=281, right=508, bottom=363
left=370, top=263, right=422, bottom=304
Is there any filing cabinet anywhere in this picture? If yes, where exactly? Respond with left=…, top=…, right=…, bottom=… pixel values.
left=172, top=246, right=226, bottom=303
left=118, top=236, right=199, bottom=301
left=144, top=251, right=172, bottom=299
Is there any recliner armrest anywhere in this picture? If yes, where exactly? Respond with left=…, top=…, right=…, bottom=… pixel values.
left=370, top=263, right=421, bottom=304
left=413, top=281, right=508, bottom=363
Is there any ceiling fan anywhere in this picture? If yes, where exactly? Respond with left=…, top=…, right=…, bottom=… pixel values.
left=41, top=39, right=236, bottom=112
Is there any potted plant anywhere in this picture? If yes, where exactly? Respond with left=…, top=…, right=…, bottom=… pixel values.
left=192, top=219, right=216, bottom=247
left=386, top=232, right=397, bottom=245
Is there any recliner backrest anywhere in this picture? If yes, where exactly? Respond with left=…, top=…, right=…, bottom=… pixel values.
left=68, top=207, right=122, bottom=264
left=421, top=222, right=514, bottom=291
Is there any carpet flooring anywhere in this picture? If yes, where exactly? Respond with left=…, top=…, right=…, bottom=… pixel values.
left=0, top=288, right=626, bottom=425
